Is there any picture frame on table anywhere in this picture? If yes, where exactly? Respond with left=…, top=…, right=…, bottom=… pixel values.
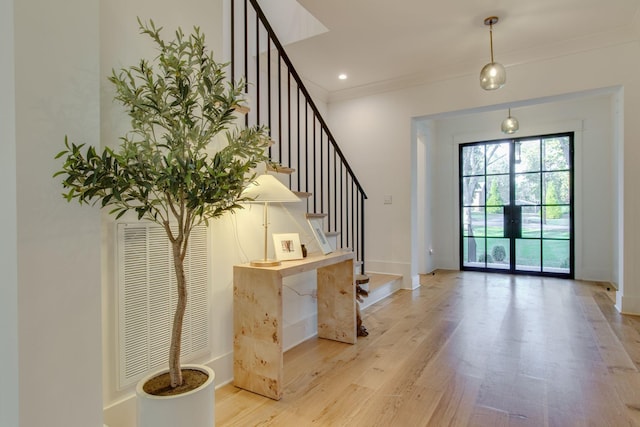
left=307, top=218, right=333, bottom=255
left=272, top=233, right=303, bottom=261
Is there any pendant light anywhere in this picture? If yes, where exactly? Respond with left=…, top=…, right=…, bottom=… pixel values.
left=501, top=108, right=519, bottom=134
left=480, top=16, right=506, bottom=90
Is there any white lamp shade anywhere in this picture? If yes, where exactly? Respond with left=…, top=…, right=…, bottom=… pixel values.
left=242, top=174, right=301, bottom=203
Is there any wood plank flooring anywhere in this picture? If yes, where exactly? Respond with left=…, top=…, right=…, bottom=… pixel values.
left=216, top=270, right=640, bottom=426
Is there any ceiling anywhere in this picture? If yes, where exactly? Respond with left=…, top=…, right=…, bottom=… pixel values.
left=275, top=0, right=640, bottom=98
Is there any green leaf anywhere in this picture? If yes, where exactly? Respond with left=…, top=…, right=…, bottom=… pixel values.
left=54, top=18, right=270, bottom=235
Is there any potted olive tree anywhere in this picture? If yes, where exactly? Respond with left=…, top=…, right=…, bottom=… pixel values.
left=55, top=19, right=269, bottom=426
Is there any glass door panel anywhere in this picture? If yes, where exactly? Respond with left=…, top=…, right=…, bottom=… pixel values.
left=542, top=207, right=570, bottom=239
left=462, top=206, right=485, bottom=267
left=515, top=172, right=541, bottom=205
left=462, top=145, right=485, bottom=175
left=463, top=177, right=485, bottom=205
left=487, top=174, right=510, bottom=208
left=543, top=240, right=570, bottom=273
left=543, top=171, right=570, bottom=204
left=486, top=142, right=510, bottom=174
left=521, top=206, right=541, bottom=238
left=543, top=137, right=571, bottom=170
left=515, top=139, right=541, bottom=172
left=463, top=206, right=503, bottom=268
left=516, top=239, right=541, bottom=272
left=460, top=134, right=573, bottom=278
left=487, top=237, right=510, bottom=270
left=463, top=207, right=486, bottom=237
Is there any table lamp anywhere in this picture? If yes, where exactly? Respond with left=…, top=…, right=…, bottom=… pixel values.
left=242, top=174, right=301, bottom=266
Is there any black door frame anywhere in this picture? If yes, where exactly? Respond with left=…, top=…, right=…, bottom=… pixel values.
left=459, top=133, right=574, bottom=278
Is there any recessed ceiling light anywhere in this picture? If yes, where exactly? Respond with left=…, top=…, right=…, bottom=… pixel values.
left=338, top=74, right=348, bottom=80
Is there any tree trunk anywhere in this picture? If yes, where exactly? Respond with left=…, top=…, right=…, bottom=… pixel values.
left=169, top=239, right=188, bottom=388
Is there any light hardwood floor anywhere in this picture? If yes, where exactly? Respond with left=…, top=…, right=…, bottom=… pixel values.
left=216, top=270, right=640, bottom=426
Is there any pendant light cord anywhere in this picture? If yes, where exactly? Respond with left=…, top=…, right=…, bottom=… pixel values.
left=489, top=24, right=495, bottom=63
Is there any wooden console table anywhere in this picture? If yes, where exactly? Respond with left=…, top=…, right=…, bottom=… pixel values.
left=233, top=250, right=356, bottom=400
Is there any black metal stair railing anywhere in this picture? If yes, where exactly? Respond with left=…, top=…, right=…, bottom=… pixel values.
left=229, top=0, right=368, bottom=272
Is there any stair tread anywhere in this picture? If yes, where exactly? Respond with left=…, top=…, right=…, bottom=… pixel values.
left=305, top=213, right=327, bottom=219
left=293, top=191, right=312, bottom=198
left=233, top=104, right=250, bottom=115
left=355, top=273, right=370, bottom=285
left=364, top=273, right=402, bottom=292
left=267, top=164, right=295, bottom=174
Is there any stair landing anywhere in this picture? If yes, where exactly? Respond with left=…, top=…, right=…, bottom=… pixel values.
left=359, top=272, right=402, bottom=310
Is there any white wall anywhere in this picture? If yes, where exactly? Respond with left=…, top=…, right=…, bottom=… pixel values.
left=14, top=0, right=103, bottom=426
left=427, top=94, right=614, bottom=280
left=327, top=41, right=640, bottom=310
left=0, top=0, right=19, bottom=425
left=612, top=90, right=624, bottom=293
left=411, top=123, right=435, bottom=286
left=326, top=95, right=415, bottom=286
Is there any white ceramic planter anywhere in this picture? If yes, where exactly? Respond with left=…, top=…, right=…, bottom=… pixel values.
left=137, top=364, right=215, bottom=427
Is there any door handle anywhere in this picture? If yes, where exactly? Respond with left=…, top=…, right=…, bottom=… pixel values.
left=504, top=206, right=522, bottom=238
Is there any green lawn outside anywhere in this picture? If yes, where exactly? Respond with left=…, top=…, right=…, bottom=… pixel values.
left=464, top=211, right=570, bottom=239
left=463, top=237, right=570, bottom=270
left=465, top=225, right=569, bottom=239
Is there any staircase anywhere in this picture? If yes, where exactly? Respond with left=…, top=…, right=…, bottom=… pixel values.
left=229, top=0, right=368, bottom=273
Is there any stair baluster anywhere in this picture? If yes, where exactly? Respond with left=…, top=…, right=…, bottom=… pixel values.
left=230, top=0, right=368, bottom=273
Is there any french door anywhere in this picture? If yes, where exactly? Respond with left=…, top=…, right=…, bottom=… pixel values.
left=459, top=133, right=574, bottom=278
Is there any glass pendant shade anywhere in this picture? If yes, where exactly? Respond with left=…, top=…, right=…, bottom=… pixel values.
left=480, top=62, right=506, bottom=90
left=501, top=111, right=519, bottom=134
left=480, top=16, right=506, bottom=91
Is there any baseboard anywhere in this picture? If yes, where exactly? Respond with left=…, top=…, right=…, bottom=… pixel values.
left=596, top=281, right=618, bottom=304
left=619, top=294, right=640, bottom=315
left=103, top=393, right=136, bottom=427
left=411, top=274, right=421, bottom=290
left=208, top=351, right=234, bottom=387
left=283, top=313, right=318, bottom=351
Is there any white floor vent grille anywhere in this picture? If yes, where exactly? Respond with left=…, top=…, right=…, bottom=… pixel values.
left=117, top=223, right=209, bottom=389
